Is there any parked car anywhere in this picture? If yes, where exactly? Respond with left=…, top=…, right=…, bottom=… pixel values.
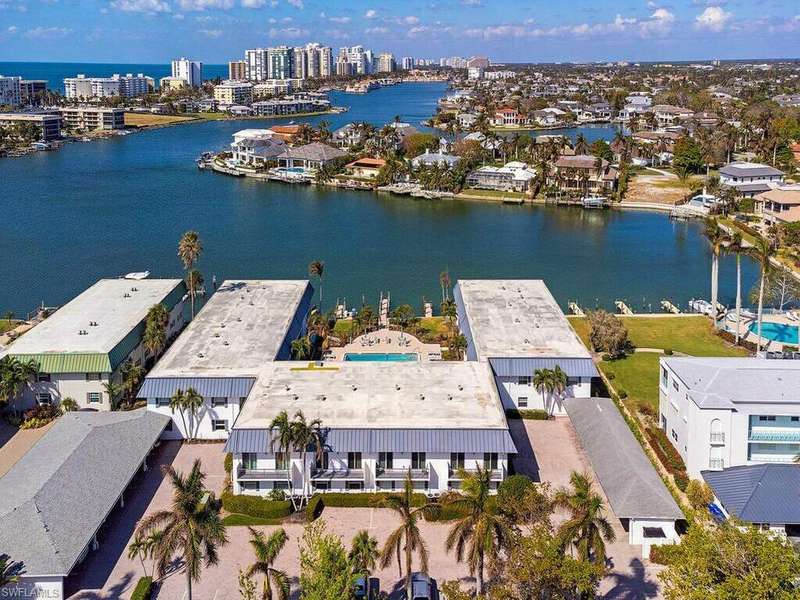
left=409, top=573, right=437, bottom=600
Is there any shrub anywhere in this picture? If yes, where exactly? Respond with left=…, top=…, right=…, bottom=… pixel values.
left=424, top=503, right=471, bottom=522
left=664, top=348, right=673, bottom=356
left=306, top=495, right=325, bottom=521
left=601, top=353, right=612, bottom=362
left=587, top=310, right=630, bottom=357
left=505, top=408, right=550, bottom=420
left=638, top=403, right=656, bottom=419
left=221, top=493, right=292, bottom=520
left=131, top=576, right=153, bottom=600
left=312, top=492, right=428, bottom=508
left=618, top=389, right=628, bottom=399
left=649, top=544, right=671, bottom=565
left=269, top=488, right=286, bottom=502
left=646, top=426, right=689, bottom=491
left=222, top=514, right=283, bottom=526
left=224, top=453, right=233, bottom=474
left=606, top=372, right=615, bottom=380
left=497, top=474, right=534, bottom=507
left=686, top=479, right=714, bottom=511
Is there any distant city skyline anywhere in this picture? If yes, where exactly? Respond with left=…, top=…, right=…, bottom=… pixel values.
left=0, top=0, right=799, bottom=64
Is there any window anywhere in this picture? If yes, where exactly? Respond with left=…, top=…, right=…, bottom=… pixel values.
left=240, top=481, right=260, bottom=491
left=86, top=392, right=102, bottom=404
left=671, top=429, right=678, bottom=442
left=37, top=373, right=51, bottom=383
left=517, top=397, right=528, bottom=408
left=273, top=481, right=289, bottom=490
left=378, top=452, right=393, bottom=469
left=36, top=392, right=52, bottom=405
left=348, top=452, right=363, bottom=469
left=517, top=376, right=531, bottom=386
left=275, top=452, right=290, bottom=470
left=792, top=417, right=799, bottom=422
left=412, top=452, right=426, bottom=470
left=85, top=372, right=101, bottom=381
left=759, top=416, right=777, bottom=422
left=212, top=419, right=228, bottom=431
left=211, top=397, right=227, bottom=407
left=661, top=367, right=668, bottom=387
left=346, top=481, right=364, bottom=490
left=242, top=453, right=257, bottom=470
left=156, top=397, right=170, bottom=406
left=672, top=381, right=679, bottom=392
left=315, top=481, right=330, bottom=490
left=484, top=452, right=498, bottom=469
left=450, top=452, right=465, bottom=469
left=315, top=452, right=329, bottom=471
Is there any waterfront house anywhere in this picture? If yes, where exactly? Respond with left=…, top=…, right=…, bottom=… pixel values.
left=0, top=278, right=186, bottom=411
left=410, top=148, right=460, bottom=169
left=0, top=112, right=61, bottom=141
left=227, top=105, right=253, bottom=117
left=465, top=162, right=536, bottom=192
left=754, top=186, right=800, bottom=225
left=344, top=157, right=386, bottom=179
left=651, top=105, right=694, bottom=128
left=658, top=357, right=800, bottom=478
left=141, top=280, right=313, bottom=440
left=456, top=112, right=478, bottom=129
left=277, top=142, right=348, bottom=172
left=533, top=107, right=566, bottom=126
left=463, top=131, right=502, bottom=155
left=576, top=102, right=612, bottom=123
left=454, top=279, right=596, bottom=414
left=549, top=154, right=618, bottom=195
left=720, top=162, right=785, bottom=198
left=230, top=129, right=287, bottom=168
left=332, top=123, right=366, bottom=149
left=491, top=107, right=530, bottom=127
left=0, top=410, right=168, bottom=600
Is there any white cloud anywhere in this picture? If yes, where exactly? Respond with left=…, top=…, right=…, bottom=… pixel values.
left=200, top=28, right=222, bottom=37
left=110, top=0, right=169, bottom=12
left=364, top=8, right=376, bottom=18
left=241, top=0, right=266, bottom=7
left=695, top=6, right=731, bottom=31
left=365, top=25, right=387, bottom=34
left=461, top=0, right=481, bottom=5
left=639, top=7, right=674, bottom=36
left=329, top=15, right=350, bottom=23
left=176, top=0, right=234, bottom=10
left=172, top=12, right=184, bottom=18
left=402, top=15, right=419, bottom=24
left=7, top=25, right=18, bottom=33
left=24, top=25, right=70, bottom=38
left=287, top=0, right=303, bottom=8
left=268, top=25, right=308, bottom=38
left=328, top=28, right=349, bottom=39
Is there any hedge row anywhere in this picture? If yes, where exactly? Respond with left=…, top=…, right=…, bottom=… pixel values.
left=716, top=328, right=758, bottom=353
left=505, top=408, right=550, bottom=420
left=221, top=492, right=293, bottom=519
left=131, top=577, right=153, bottom=600
left=645, top=426, right=689, bottom=492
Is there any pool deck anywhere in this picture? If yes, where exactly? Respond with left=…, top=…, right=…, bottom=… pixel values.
left=725, top=312, right=800, bottom=350
left=329, top=328, right=442, bottom=361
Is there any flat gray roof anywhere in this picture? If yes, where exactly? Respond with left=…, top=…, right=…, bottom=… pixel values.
left=234, top=361, right=508, bottom=430
left=662, top=357, right=800, bottom=409
left=565, top=397, right=683, bottom=521
left=149, top=280, right=310, bottom=378
left=455, top=279, right=591, bottom=360
left=720, top=162, right=784, bottom=178
left=2, top=278, right=183, bottom=356
left=0, top=409, right=168, bottom=577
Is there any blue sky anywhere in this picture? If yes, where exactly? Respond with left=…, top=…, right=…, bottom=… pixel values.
left=1, top=0, right=799, bottom=64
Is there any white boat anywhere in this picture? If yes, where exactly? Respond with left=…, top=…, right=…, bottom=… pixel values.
left=124, top=271, right=150, bottom=280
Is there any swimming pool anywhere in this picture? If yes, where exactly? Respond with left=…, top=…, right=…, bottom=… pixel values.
left=344, top=353, right=418, bottom=362
left=749, top=321, right=799, bottom=345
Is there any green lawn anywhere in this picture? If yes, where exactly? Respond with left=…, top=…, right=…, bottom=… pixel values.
left=568, top=315, right=748, bottom=357
left=599, top=353, right=662, bottom=412
left=0, top=319, right=18, bottom=334
left=457, top=188, right=525, bottom=199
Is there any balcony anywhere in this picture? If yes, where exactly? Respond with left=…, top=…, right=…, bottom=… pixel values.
left=709, top=432, right=725, bottom=444
left=748, top=428, right=800, bottom=443
left=237, top=467, right=290, bottom=481
left=376, top=467, right=429, bottom=481
left=448, top=465, right=504, bottom=481
left=708, top=459, right=725, bottom=470
left=311, top=467, right=365, bottom=480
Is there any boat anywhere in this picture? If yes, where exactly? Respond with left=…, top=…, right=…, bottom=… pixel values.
left=124, top=271, right=150, bottom=280
left=582, top=196, right=607, bottom=209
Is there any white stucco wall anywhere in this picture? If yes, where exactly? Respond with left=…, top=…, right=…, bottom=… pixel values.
left=150, top=397, right=243, bottom=440
left=496, top=375, right=591, bottom=414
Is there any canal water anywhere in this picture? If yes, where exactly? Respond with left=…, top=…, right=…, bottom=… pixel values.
left=0, top=80, right=758, bottom=315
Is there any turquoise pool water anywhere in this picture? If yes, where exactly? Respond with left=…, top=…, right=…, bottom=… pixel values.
left=344, top=353, right=418, bottom=362
left=749, top=321, right=800, bottom=344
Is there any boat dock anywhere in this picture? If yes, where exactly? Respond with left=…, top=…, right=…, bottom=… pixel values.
left=615, top=300, right=634, bottom=315
left=568, top=301, right=585, bottom=316
left=660, top=300, right=681, bottom=314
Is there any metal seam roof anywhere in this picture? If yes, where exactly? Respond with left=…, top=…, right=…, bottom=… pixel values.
left=488, top=357, right=598, bottom=378
left=138, top=376, right=256, bottom=399
left=9, top=352, right=113, bottom=374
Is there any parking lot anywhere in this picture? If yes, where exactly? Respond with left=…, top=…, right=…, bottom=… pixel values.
left=65, top=419, right=663, bottom=600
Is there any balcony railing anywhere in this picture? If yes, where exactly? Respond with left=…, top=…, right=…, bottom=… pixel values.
left=376, top=467, right=429, bottom=481
left=708, top=459, right=725, bottom=470
left=709, top=432, right=725, bottom=444
left=237, top=467, right=290, bottom=481
left=748, top=428, right=800, bottom=443
left=311, top=467, right=365, bottom=480
left=448, top=465, right=504, bottom=481
left=748, top=454, right=797, bottom=463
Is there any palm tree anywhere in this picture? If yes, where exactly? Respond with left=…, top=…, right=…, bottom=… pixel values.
left=349, top=530, right=379, bottom=599
left=178, top=231, right=203, bottom=318
left=60, top=397, right=79, bottom=413
left=379, top=471, right=439, bottom=600
left=752, top=236, right=776, bottom=353
left=103, top=380, right=125, bottom=410
left=704, top=219, right=727, bottom=328
left=443, top=466, right=512, bottom=594
left=725, top=232, right=745, bottom=344
left=185, top=269, right=204, bottom=320
left=144, top=303, right=169, bottom=358
left=308, top=261, right=325, bottom=310
left=127, top=531, right=161, bottom=578
left=574, top=133, right=589, bottom=155
left=246, top=527, right=290, bottom=600
left=170, top=389, right=190, bottom=438
left=0, top=554, right=23, bottom=587
left=291, top=410, right=324, bottom=508
left=120, top=360, right=146, bottom=406
left=291, top=336, right=311, bottom=360
left=135, top=459, right=228, bottom=600
left=0, top=356, right=38, bottom=416
left=269, top=410, right=298, bottom=510
left=183, top=387, right=204, bottom=441
left=533, top=368, right=554, bottom=411
left=549, top=365, right=568, bottom=415
left=439, top=270, right=451, bottom=303
left=553, top=471, right=615, bottom=564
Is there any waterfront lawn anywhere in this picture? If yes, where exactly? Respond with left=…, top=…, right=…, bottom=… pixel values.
left=124, top=112, right=197, bottom=127
left=568, top=315, right=747, bottom=357
left=196, top=112, right=228, bottom=120
left=457, top=188, right=526, bottom=200
left=0, top=320, right=16, bottom=334
left=600, top=353, right=661, bottom=412
left=333, top=319, right=355, bottom=341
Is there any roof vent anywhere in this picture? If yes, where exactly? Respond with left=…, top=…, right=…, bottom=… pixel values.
left=293, top=394, right=299, bottom=401
left=447, top=394, right=454, bottom=401
left=220, top=323, right=226, bottom=328
left=197, top=352, right=204, bottom=358
left=524, top=338, right=530, bottom=344
left=214, top=332, right=220, bottom=338
left=395, top=384, right=401, bottom=391
left=249, top=300, right=254, bottom=306
left=131, top=287, right=138, bottom=292
left=237, top=317, right=242, bottom=322
left=285, top=384, right=291, bottom=391
left=318, top=394, right=326, bottom=402
left=223, top=340, right=229, bottom=346
left=418, top=394, right=425, bottom=401
left=458, top=384, right=464, bottom=391
left=352, top=385, right=358, bottom=391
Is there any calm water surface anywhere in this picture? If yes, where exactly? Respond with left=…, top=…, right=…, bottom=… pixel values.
left=0, top=80, right=757, bottom=315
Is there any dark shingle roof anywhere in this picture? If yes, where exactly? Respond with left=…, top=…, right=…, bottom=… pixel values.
left=703, top=464, right=800, bottom=524
left=564, top=397, right=683, bottom=521
left=0, top=410, right=168, bottom=576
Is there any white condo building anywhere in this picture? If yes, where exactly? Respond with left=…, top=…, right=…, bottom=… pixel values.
left=455, top=280, right=596, bottom=414
left=0, top=278, right=186, bottom=411
left=659, top=357, right=800, bottom=478
left=171, top=58, right=202, bottom=87
left=64, top=75, right=120, bottom=99
left=0, top=75, right=22, bottom=107
left=245, top=48, right=269, bottom=82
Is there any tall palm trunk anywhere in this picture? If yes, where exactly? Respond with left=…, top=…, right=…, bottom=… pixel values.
left=757, top=268, right=766, bottom=353
left=735, top=255, right=742, bottom=344
left=405, top=539, right=413, bottom=600
left=477, top=552, right=485, bottom=595
left=187, top=569, right=193, bottom=600
left=711, top=253, right=719, bottom=328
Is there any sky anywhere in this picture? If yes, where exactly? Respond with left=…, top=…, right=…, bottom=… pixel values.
left=0, top=0, right=799, bottom=64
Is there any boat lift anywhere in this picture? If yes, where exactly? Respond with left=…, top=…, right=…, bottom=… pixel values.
left=660, top=300, right=681, bottom=314
left=615, top=300, right=634, bottom=316
left=568, top=301, right=585, bottom=317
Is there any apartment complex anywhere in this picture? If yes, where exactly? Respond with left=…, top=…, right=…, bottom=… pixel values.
left=20, top=79, right=47, bottom=105
left=229, top=60, right=247, bottom=80
left=0, top=112, right=62, bottom=141
left=244, top=44, right=334, bottom=82
left=454, top=280, right=596, bottom=414
left=60, top=107, right=125, bottom=131
left=659, top=357, right=800, bottom=478
left=0, top=278, right=186, bottom=411
left=171, top=57, right=203, bottom=87
left=0, top=75, right=22, bottom=107
left=377, top=53, right=397, bottom=73
left=63, top=73, right=150, bottom=99
left=213, top=81, right=254, bottom=106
